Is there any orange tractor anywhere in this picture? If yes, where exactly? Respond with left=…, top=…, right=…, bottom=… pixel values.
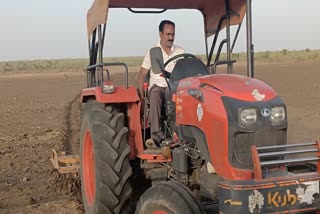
left=53, top=0, right=320, bottom=213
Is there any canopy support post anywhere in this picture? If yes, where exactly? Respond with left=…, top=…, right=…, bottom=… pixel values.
left=246, top=0, right=254, bottom=78
left=225, top=0, right=232, bottom=74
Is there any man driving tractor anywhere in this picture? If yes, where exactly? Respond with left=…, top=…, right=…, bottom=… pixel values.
left=51, top=0, right=320, bottom=213
left=137, top=20, right=184, bottom=148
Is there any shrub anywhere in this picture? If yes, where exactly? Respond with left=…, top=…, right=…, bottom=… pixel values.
left=281, top=49, right=288, bottom=55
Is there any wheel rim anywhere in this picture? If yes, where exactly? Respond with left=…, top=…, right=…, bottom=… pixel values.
left=83, top=130, right=96, bottom=206
left=152, top=211, right=168, bottom=214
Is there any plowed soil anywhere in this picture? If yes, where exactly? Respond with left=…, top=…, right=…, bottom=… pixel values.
left=0, top=62, right=319, bottom=213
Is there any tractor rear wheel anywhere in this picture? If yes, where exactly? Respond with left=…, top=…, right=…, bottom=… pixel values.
left=80, top=102, right=132, bottom=214
left=135, top=181, right=203, bottom=214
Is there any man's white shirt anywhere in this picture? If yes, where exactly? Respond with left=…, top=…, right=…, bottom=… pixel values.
left=142, top=43, right=185, bottom=89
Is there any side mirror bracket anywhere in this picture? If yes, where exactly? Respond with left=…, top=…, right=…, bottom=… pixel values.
left=150, top=47, right=164, bottom=74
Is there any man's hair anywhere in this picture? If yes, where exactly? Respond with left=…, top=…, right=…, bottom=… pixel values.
left=159, top=20, right=175, bottom=32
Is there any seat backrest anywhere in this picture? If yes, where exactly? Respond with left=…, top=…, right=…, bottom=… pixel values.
left=169, top=58, right=209, bottom=91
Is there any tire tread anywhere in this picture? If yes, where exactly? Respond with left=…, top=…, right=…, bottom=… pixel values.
left=80, top=103, right=132, bottom=214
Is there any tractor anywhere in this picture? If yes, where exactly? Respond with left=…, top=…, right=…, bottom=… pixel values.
left=52, top=0, right=320, bottom=213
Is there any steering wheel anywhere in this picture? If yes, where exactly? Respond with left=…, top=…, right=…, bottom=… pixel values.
left=162, top=53, right=197, bottom=79
left=164, top=53, right=197, bottom=69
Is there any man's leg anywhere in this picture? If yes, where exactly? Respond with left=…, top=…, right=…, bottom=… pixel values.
left=148, top=85, right=166, bottom=145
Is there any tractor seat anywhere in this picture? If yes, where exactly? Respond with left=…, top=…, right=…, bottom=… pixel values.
left=168, top=58, right=209, bottom=92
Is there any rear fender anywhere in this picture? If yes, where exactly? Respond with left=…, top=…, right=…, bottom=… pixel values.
left=81, top=86, right=140, bottom=103
left=81, top=86, right=144, bottom=159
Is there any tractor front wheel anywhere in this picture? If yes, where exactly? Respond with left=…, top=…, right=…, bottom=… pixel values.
left=135, top=181, right=203, bottom=214
left=80, top=103, right=132, bottom=214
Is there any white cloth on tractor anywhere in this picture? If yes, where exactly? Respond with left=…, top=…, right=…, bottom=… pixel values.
left=141, top=42, right=184, bottom=90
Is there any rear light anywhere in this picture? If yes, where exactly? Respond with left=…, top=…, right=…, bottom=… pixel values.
left=102, top=84, right=114, bottom=94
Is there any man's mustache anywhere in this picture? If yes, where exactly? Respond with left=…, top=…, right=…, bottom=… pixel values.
left=168, top=40, right=174, bottom=42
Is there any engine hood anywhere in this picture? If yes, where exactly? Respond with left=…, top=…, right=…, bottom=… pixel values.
left=179, top=74, right=277, bottom=102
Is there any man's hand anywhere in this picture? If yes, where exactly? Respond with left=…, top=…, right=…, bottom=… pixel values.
left=139, top=96, right=145, bottom=101
left=137, top=67, right=149, bottom=98
left=139, top=96, right=146, bottom=115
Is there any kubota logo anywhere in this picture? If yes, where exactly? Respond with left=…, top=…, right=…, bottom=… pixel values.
left=268, top=191, right=297, bottom=207
left=261, top=108, right=271, bottom=117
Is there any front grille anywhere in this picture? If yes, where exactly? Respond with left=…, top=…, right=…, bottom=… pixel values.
left=232, top=130, right=286, bottom=169
left=221, top=96, right=288, bottom=170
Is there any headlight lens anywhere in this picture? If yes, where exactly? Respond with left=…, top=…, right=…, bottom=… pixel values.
left=270, top=106, right=285, bottom=123
left=240, top=108, right=257, bottom=125
left=102, top=84, right=115, bottom=94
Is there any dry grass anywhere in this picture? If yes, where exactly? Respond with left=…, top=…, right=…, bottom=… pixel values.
left=1, top=49, right=319, bottom=73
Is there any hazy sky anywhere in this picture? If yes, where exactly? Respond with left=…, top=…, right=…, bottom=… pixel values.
left=0, top=0, right=319, bottom=61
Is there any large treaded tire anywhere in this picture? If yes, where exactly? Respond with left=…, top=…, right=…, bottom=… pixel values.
left=80, top=102, right=132, bottom=214
left=135, top=181, right=203, bottom=214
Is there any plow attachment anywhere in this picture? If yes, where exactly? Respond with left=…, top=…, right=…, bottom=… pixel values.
left=50, top=149, right=80, bottom=175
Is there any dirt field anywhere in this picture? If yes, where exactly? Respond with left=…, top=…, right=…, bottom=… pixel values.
left=0, top=62, right=319, bottom=213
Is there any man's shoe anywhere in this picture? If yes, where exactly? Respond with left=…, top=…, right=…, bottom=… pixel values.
left=145, top=139, right=159, bottom=149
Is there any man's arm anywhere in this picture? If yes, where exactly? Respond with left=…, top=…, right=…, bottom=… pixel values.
left=137, top=67, right=149, bottom=98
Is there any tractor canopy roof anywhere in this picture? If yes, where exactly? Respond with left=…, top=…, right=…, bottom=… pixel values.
left=87, top=0, right=246, bottom=40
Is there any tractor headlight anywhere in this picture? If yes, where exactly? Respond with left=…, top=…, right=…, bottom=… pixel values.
left=270, top=106, right=285, bottom=124
left=240, top=108, right=257, bottom=126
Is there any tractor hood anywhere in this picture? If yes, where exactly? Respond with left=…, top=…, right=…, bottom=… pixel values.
left=181, top=74, right=277, bottom=102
